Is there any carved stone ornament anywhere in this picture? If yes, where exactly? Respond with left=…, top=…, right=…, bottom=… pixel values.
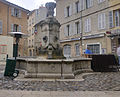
left=45, top=2, right=56, bottom=17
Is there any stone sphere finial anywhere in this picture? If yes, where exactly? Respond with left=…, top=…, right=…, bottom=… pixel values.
left=45, top=2, right=56, bottom=17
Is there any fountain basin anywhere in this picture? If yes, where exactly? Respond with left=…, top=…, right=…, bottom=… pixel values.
left=16, top=58, right=92, bottom=79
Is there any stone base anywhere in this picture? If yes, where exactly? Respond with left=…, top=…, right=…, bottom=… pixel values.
left=24, top=73, right=74, bottom=79
left=16, top=58, right=92, bottom=79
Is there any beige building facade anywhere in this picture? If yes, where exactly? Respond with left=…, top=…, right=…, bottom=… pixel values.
left=56, top=0, right=113, bottom=58
left=0, top=0, right=29, bottom=58
left=107, top=0, right=120, bottom=53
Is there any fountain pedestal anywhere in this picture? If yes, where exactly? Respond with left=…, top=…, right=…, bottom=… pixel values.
left=16, top=58, right=92, bottom=79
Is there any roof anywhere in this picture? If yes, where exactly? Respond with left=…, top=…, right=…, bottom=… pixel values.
left=0, top=0, right=30, bottom=13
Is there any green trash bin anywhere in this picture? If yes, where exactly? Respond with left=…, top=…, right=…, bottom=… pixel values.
left=4, top=58, right=16, bottom=76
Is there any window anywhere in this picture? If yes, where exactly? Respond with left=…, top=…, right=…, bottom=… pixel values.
left=85, top=18, right=91, bottom=32
left=98, top=13, right=106, bottom=29
left=76, top=1, right=79, bottom=13
left=87, top=44, right=100, bottom=54
left=11, top=8, right=21, bottom=18
left=0, top=45, right=7, bottom=54
left=29, top=49, right=32, bottom=56
left=75, top=43, right=80, bottom=56
left=63, top=45, right=71, bottom=58
left=67, top=6, right=70, bottom=17
left=29, top=40, right=31, bottom=47
left=115, top=10, right=120, bottom=27
left=98, top=0, right=105, bottom=3
left=0, top=20, right=2, bottom=34
left=75, top=22, right=80, bottom=34
left=64, top=24, right=73, bottom=36
left=11, top=24, right=21, bottom=32
left=67, top=25, right=70, bottom=36
left=109, top=11, right=114, bottom=28
left=86, top=0, right=93, bottom=9
left=64, top=5, right=72, bottom=17
left=80, top=0, right=85, bottom=11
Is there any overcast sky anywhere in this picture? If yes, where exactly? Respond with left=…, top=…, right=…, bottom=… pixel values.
left=7, top=0, right=55, bottom=11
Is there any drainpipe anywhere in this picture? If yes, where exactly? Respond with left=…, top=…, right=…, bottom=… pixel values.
left=80, top=10, right=83, bottom=57
left=7, top=6, right=10, bottom=34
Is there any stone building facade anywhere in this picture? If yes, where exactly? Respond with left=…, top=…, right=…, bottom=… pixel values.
left=27, top=7, right=47, bottom=56
left=56, top=0, right=114, bottom=58
left=0, top=0, right=29, bottom=57
left=107, top=0, right=120, bottom=53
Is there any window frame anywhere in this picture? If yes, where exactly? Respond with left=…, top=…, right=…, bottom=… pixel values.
left=98, top=13, right=106, bottom=30
left=63, top=45, right=71, bottom=58
left=75, top=43, right=80, bottom=56
left=86, top=43, right=101, bottom=54
left=85, top=18, right=91, bottom=32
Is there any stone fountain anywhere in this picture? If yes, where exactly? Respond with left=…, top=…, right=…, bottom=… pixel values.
left=16, top=2, right=92, bottom=79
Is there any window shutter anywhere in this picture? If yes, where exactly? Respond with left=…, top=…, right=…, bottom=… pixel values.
left=64, top=7, right=67, bottom=17
left=109, top=11, right=114, bottom=28
left=73, top=2, right=76, bottom=14
left=11, top=24, right=14, bottom=32
left=18, top=10, right=21, bottom=18
left=69, top=4, right=72, bottom=16
left=78, top=2, right=80, bottom=12
left=64, top=26, right=67, bottom=36
left=0, top=21, right=2, bottom=34
left=91, top=0, right=93, bottom=7
left=19, top=25, right=21, bottom=32
left=11, top=7, right=14, bottom=16
left=73, top=23, right=76, bottom=35
left=79, top=0, right=82, bottom=11
left=85, top=19, right=88, bottom=32
left=69, top=24, right=72, bottom=36
left=88, top=18, right=91, bottom=32
left=102, top=13, right=106, bottom=29
left=98, top=14, right=101, bottom=29
left=80, top=20, right=82, bottom=33
left=98, top=0, right=100, bottom=3
left=82, top=0, right=85, bottom=10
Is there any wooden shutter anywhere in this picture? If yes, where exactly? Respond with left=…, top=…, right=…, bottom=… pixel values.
left=82, top=0, right=85, bottom=10
left=79, top=20, right=82, bottom=33
left=19, top=25, right=21, bottom=32
left=11, top=7, right=14, bottom=16
left=73, top=22, right=76, bottom=35
left=109, top=11, right=114, bottom=28
left=88, top=18, right=91, bottom=32
left=0, top=21, right=2, bottom=34
left=70, top=23, right=73, bottom=36
left=64, top=7, right=67, bottom=17
left=69, top=4, right=72, bottom=16
left=85, top=19, right=87, bottom=32
left=11, top=24, right=14, bottom=32
left=98, top=14, right=101, bottom=29
left=79, top=0, right=82, bottom=11
left=18, top=10, right=21, bottom=18
left=64, top=26, right=67, bottom=37
left=102, top=13, right=106, bottom=29
left=73, top=2, right=76, bottom=14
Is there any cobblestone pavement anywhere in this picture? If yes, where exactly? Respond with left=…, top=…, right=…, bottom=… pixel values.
left=0, top=72, right=120, bottom=91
